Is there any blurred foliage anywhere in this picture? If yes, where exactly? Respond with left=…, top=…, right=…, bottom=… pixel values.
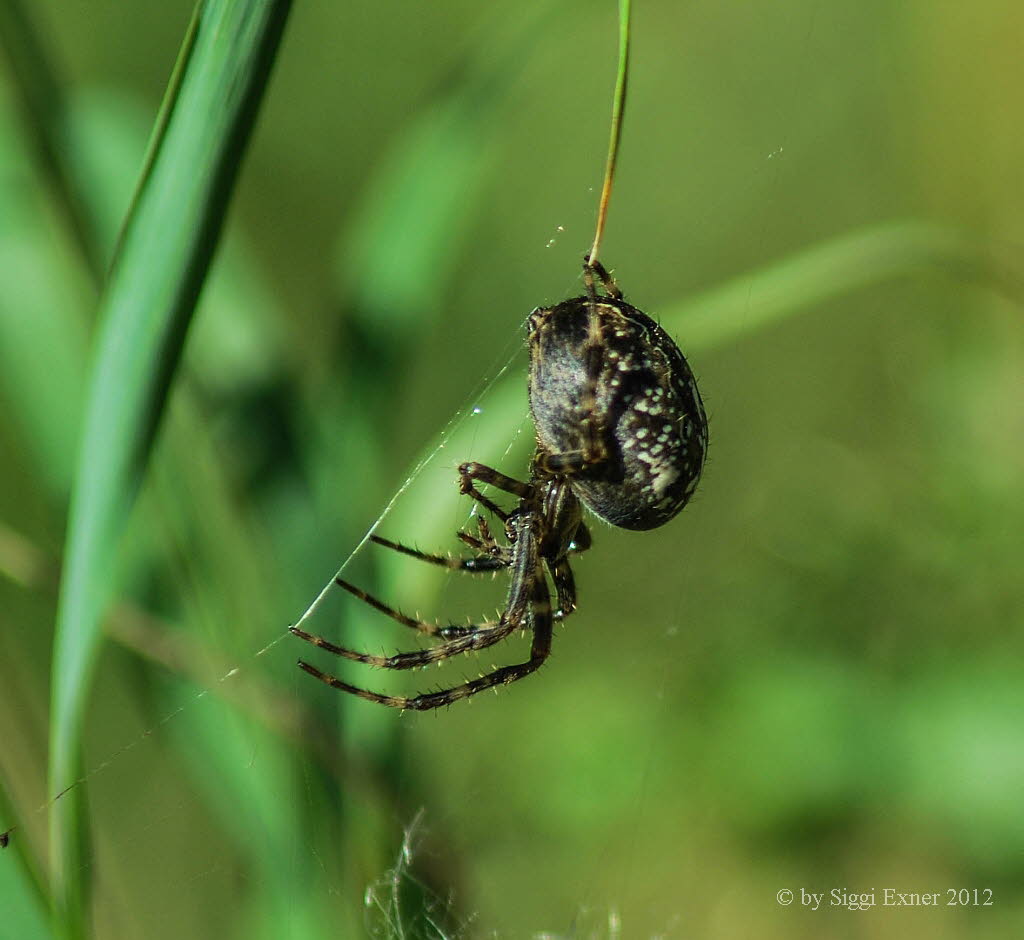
left=1, top=1, right=1023, bottom=938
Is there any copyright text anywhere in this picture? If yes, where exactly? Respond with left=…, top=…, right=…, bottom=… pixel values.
left=776, top=888, right=993, bottom=910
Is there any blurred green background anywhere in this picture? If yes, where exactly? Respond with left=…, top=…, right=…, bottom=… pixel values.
left=2, top=0, right=1023, bottom=937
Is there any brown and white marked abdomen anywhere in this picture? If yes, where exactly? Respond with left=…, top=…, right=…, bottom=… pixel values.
left=528, top=296, right=707, bottom=530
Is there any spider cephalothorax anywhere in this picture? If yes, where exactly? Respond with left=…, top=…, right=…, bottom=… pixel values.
left=291, top=259, right=707, bottom=709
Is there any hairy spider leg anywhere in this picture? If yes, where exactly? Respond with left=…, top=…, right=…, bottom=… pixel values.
left=324, top=578, right=484, bottom=639
left=582, top=256, right=622, bottom=301
left=369, top=534, right=506, bottom=573
left=454, top=516, right=513, bottom=566
left=570, top=520, right=593, bottom=553
left=295, top=510, right=554, bottom=711
left=457, top=462, right=533, bottom=523
left=293, top=616, right=512, bottom=671
left=473, top=515, right=495, bottom=543
left=549, top=558, right=578, bottom=618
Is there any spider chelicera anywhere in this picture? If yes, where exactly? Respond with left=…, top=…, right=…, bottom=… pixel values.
left=290, top=258, right=708, bottom=710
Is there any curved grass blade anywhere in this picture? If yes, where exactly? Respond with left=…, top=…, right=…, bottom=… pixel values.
left=0, top=0, right=106, bottom=280
left=660, top=220, right=1024, bottom=352
left=47, top=2, right=292, bottom=935
left=0, top=146, right=91, bottom=492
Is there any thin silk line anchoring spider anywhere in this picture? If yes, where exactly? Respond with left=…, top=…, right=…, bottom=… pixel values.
left=290, top=258, right=708, bottom=710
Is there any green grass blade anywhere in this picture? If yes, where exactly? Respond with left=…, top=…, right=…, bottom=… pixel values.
left=0, top=0, right=106, bottom=280
left=47, top=2, right=291, bottom=935
left=0, top=134, right=91, bottom=491
left=660, top=220, right=1023, bottom=351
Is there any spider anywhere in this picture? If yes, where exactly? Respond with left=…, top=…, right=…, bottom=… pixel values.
left=290, top=258, right=708, bottom=710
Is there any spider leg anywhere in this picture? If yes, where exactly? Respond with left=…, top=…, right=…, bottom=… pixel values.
left=535, top=450, right=588, bottom=474
left=457, top=462, right=533, bottom=522
left=293, top=616, right=513, bottom=671
left=370, top=534, right=506, bottom=573
left=297, top=554, right=554, bottom=711
left=292, top=667, right=410, bottom=708
left=456, top=531, right=486, bottom=552
left=459, top=487, right=507, bottom=522
left=330, top=578, right=485, bottom=638
left=455, top=516, right=512, bottom=566
left=583, top=255, right=622, bottom=300
left=549, top=557, right=577, bottom=619
left=296, top=509, right=551, bottom=710
left=474, top=515, right=494, bottom=541
left=570, top=520, right=592, bottom=553
left=468, top=515, right=500, bottom=551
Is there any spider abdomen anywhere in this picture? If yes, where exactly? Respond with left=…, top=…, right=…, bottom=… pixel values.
left=528, top=295, right=707, bottom=531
